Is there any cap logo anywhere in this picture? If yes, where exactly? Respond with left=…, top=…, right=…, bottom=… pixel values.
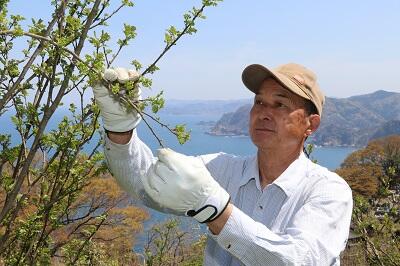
left=292, top=74, right=305, bottom=86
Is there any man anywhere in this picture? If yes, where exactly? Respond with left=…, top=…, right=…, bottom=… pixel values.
left=93, top=63, right=353, bottom=265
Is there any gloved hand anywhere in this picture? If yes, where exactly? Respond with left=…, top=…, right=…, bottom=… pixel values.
left=93, top=67, right=141, bottom=132
left=142, top=148, right=230, bottom=223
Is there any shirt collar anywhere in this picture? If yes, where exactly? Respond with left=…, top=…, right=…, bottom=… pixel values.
left=272, top=152, right=309, bottom=197
left=240, top=152, right=310, bottom=196
left=240, top=155, right=259, bottom=188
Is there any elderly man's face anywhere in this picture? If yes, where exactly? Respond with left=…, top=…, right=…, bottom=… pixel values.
left=249, top=78, right=312, bottom=151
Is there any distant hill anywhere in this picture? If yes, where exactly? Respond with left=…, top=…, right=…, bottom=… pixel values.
left=208, top=90, right=400, bottom=147
left=348, top=90, right=400, bottom=121
left=206, top=104, right=251, bottom=136
left=160, top=99, right=251, bottom=117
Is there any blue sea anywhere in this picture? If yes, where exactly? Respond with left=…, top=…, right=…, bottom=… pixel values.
left=0, top=110, right=357, bottom=252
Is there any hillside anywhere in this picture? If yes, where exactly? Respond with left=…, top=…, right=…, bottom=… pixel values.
left=208, top=90, right=400, bottom=147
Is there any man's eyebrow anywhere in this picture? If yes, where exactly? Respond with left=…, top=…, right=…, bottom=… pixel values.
left=274, top=92, right=290, bottom=99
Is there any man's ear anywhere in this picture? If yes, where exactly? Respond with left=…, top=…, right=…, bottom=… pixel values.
left=306, top=114, right=321, bottom=136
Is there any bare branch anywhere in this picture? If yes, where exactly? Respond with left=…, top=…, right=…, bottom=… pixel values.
left=120, top=97, right=165, bottom=148
left=90, top=2, right=124, bottom=30
left=141, top=4, right=207, bottom=77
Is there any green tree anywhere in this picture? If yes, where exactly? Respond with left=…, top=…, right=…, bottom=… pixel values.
left=143, top=218, right=206, bottom=266
left=0, top=0, right=222, bottom=264
left=337, top=135, right=400, bottom=265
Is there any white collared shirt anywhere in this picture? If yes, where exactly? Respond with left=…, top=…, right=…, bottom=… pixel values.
left=105, top=130, right=353, bottom=266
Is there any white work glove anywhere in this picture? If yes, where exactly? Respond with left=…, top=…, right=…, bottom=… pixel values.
left=92, top=67, right=141, bottom=132
left=142, top=148, right=230, bottom=223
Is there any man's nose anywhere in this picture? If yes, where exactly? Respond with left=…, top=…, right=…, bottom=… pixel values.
left=258, top=104, right=273, bottom=121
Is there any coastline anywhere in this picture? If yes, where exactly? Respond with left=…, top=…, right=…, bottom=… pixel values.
left=205, top=131, right=363, bottom=149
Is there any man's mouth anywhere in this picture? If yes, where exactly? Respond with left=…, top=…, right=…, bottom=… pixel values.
left=255, top=127, right=275, bottom=132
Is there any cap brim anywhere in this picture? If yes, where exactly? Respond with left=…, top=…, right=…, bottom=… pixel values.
left=242, top=64, right=274, bottom=94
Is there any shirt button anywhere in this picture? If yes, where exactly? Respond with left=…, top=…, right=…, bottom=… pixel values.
left=227, top=244, right=231, bottom=249
left=259, top=205, right=263, bottom=210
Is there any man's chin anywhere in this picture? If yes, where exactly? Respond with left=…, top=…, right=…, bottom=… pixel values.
left=250, top=137, right=275, bottom=150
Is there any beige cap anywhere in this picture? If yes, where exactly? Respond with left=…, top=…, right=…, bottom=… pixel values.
left=242, top=63, right=325, bottom=116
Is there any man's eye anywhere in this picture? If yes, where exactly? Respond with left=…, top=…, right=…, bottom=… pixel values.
left=255, top=99, right=263, bottom=105
left=277, top=102, right=286, bottom=108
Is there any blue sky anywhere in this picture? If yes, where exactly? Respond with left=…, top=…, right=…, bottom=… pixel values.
left=8, top=0, right=400, bottom=100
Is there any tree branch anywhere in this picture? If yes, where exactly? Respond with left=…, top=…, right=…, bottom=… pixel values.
left=141, top=4, right=207, bottom=77
left=0, top=1, right=65, bottom=111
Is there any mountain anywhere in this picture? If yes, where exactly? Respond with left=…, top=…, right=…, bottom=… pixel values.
left=208, top=90, right=400, bottom=147
left=371, top=120, right=400, bottom=140
left=207, top=104, right=251, bottom=136
left=348, top=90, right=400, bottom=121
left=159, top=99, right=252, bottom=117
